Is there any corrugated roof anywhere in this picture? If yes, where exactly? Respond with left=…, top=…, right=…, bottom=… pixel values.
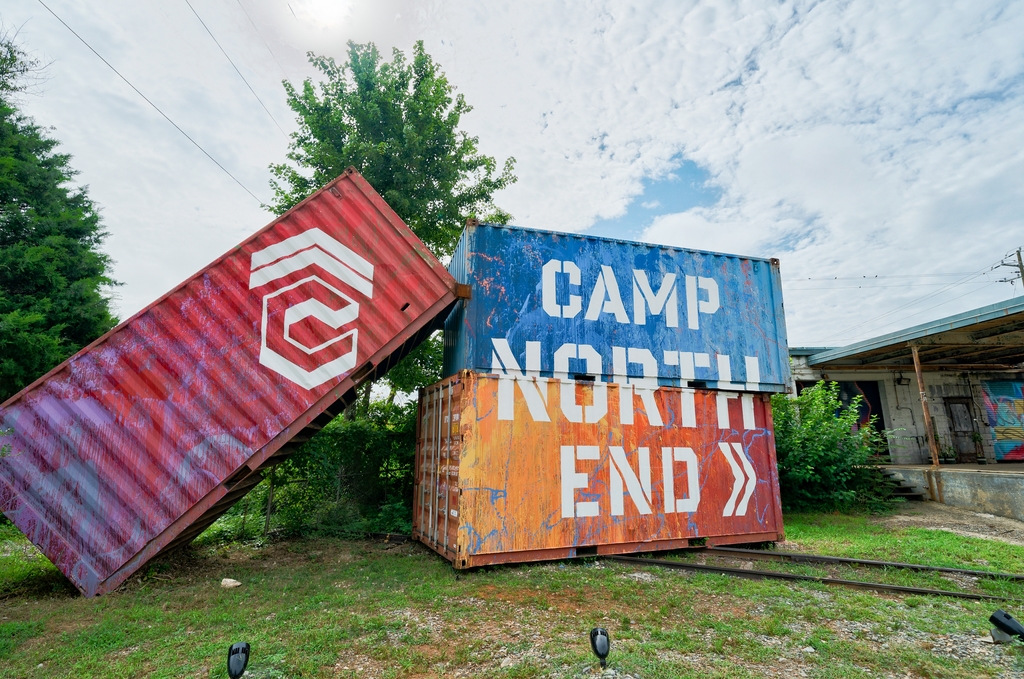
left=806, top=297, right=1024, bottom=369
left=788, top=347, right=836, bottom=357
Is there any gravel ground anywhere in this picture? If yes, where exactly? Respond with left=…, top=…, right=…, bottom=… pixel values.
left=877, top=501, right=1024, bottom=548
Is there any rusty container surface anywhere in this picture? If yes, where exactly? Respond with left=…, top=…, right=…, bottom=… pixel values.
left=0, top=169, right=459, bottom=596
left=413, top=371, right=783, bottom=567
left=443, top=223, right=790, bottom=393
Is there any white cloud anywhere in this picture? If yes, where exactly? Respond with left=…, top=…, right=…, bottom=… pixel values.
left=2, top=0, right=1023, bottom=347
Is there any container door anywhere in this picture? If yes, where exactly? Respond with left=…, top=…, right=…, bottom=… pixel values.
left=414, top=377, right=462, bottom=558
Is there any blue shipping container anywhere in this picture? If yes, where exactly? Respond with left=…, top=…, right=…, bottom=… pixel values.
left=443, top=224, right=790, bottom=392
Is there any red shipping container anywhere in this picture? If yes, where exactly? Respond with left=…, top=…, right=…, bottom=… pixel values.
left=0, top=169, right=461, bottom=596
left=414, top=372, right=783, bottom=566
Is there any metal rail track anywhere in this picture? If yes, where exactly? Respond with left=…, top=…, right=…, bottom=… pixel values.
left=705, top=546, right=1024, bottom=581
left=606, top=555, right=1006, bottom=601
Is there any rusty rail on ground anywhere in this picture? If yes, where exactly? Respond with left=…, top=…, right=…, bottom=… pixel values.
left=704, top=546, right=1024, bottom=581
left=606, top=555, right=1006, bottom=601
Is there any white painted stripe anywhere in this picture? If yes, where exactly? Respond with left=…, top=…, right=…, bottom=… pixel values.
left=251, top=228, right=373, bottom=279
left=249, top=248, right=373, bottom=296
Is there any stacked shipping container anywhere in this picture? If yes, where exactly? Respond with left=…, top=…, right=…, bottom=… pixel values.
left=415, top=223, right=790, bottom=566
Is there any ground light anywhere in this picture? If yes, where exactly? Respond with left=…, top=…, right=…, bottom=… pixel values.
left=991, top=610, right=1024, bottom=640
left=589, top=628, right=610, bottom=668
left=227, top=642, right=250, bottom=678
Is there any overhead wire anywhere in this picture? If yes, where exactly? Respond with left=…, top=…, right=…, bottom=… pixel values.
left=36, top=0, right=265, bottom=204
left=786, top=281, right=996, bottom=291
left=785, top=272, right=992, bottom=281
left=812, top=256, right=1007, bottom=344
left=823, top=281, right=1002, bottom=343
left=879, top=281, right=1002, bottom=327
left=233, top=0, right=290, bottom=81
left=183, top=0, right=287, bottom=136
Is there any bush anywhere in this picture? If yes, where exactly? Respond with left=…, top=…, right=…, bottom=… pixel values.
left=273, top=399, right=417, bottom=535
left=195, top=399, right=419, bottom=546
left=771, top=381, right=892, bottom=511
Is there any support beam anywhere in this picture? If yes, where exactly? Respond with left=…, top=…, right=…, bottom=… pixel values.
left=911, top=345, right=941, bottom=469
left=819, top=363, right=1021, bottom=371
left=971, top=318, right=1024, bottom=340
left=914, top=344, right=1024, bottom=364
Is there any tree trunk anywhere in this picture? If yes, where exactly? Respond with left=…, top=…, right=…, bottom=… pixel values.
left=360, top=380, right=372, bottom=416
left=263, top=473, right=275, bottom=536
left=238, top=494, right=249, bottom=540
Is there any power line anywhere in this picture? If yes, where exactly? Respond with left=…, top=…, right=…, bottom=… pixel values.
left=822, top=280, right=1001, bottom=343
left=812, top=257, right=1006, bottom=344
left=183, top=0, right=287, bottom=137
left=233, top=0, right=290, bottom=81
left=784, top=273, right=992, bottom=281
left=787, top=281, right=996, bottom=291
left=37, top=0, right=264, bottom=204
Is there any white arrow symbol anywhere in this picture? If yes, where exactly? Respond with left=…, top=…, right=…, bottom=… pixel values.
left=718, top=442, right=757, bottom=517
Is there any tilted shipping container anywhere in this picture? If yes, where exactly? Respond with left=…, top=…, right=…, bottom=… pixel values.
left=413, top=372, right=783, bottom=567
left=0, top=169, right=461, bottom=596
left=443, top=223, right=790, bottom=393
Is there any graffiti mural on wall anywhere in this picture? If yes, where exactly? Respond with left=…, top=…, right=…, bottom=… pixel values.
left=981, top=381, right=1024, bottom=461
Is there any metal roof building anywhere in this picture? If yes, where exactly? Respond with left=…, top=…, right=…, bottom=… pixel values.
left=790, top=298, right=1024, bottom=466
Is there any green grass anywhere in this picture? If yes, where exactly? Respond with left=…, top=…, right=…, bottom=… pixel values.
left=785, top=512, right=1024, bottom=572
left=1, top=512, right=1023, bottom=678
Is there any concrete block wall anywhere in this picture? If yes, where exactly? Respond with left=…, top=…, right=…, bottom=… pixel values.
left=788, top=354, right=1006, bottom=464
left=889, top=467, right=1024, bottom=522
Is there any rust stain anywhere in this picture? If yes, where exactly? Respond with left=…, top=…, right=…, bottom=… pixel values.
left=414, top=372, right=783, bottom=568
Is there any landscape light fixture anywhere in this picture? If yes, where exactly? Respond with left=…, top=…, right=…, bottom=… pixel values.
left=991, top=610, right=1024, bottom=640
left=589, top=627, right=610, bottom=668
left=227, top=642, right=250, bottom=679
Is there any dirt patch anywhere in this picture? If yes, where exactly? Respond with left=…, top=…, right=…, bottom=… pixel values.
left=876, top=501, right=1024, bottom=548
left=113, top=537, right=366, bottom=595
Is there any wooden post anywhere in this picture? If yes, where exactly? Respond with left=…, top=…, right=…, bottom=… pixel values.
left=911, top=345, right=941, bottom=468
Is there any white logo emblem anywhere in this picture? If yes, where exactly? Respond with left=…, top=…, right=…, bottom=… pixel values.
left=249, top=228, right=373, bottom=389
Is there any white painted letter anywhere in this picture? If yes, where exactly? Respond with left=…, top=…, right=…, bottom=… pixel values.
left=633, top=271, right=678, bottom=327
left=662, top=447, right=700, bottom=513
left=613, top=347, right=663, bottom=426
left=492, top=338, right=550, bottom=422
left=685, top=275, right=721, bottom=330
left=561, top=446, right=600, bottom=518
left=585, top=266, right=630, bottom=323
left=716, top=391, right=738, bottom=429
left=542, top=259, right=561, bottom=318
left=609, top=446, right=653, bottom=516
left=543, top=260, right=582, bottom=319
left=556, top=344, right=608, bottom=423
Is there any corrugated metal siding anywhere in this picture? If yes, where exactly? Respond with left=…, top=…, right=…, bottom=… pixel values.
left=443, top=224, right=790, bottom=392
left=0, top=169, right=458, bottom=596
left=441, top=222, right=472, bottom=377
left=413, top=372, right=784, bottom=567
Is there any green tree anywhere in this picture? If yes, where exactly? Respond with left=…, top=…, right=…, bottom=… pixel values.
left=0, top=37, right=118, bottom=401
left=270, top=40, right=516, bottom=258
left=244, top=41, right=516, bottom=540
left=771, top=381, right=892, bottom=511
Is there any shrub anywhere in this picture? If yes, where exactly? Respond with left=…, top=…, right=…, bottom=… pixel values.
left=771, top=381, right=891, bottom=511
left=274, top=400, right=416, bottom=535
left=196, top=400, right=420, bottom=544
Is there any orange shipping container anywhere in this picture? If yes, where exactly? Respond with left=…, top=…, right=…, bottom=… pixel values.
left=413, top=371, right=783, bottom=567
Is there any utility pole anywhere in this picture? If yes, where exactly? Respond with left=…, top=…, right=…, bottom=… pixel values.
left=998, top=248, right=1024, bottom=289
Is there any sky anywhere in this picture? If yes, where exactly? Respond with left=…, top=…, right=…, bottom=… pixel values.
left=3, top=0, right=1024, bottom=348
